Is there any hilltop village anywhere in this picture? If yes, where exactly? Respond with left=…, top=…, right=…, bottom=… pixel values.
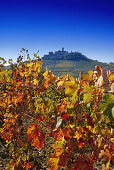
left=42, top=48, right=89, bottom=61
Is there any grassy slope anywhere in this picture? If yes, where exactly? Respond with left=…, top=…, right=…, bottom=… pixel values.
left=42, top=59, right=114, bottom=77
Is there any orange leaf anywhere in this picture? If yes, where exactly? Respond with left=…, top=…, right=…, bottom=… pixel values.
left=27, top=124, right=36, bottom=136
left=57, top=99, right=67, bottom=112
left=48, top=157, right=59, bottom=170
left=53, top=128, right=64, bottom=141
left=27, top=124, right=45, bottom=150
left=54, top=148, right=63, bottom=157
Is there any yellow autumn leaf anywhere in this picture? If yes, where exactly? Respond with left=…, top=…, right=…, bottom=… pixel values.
left=88, top=70, right=93, bottom=77
left=55, top=74, right=67, bottom=87
left=108, top=72, right=114, bottom=81
left=64, top=80, right=78, bottom=96
left=105, top=149, right=111, bottom=170
left=22, top=152, right=29, bottom=161
left=5, top=166, right=15, bottom=170
left=81, top=72, right=93, bottom=82
left=52, top=141, right=64, bottom=150
left=110, top=138, right=114, bottom=142
left=43, top=70, right=50, bottom=79
left=68, top=75, right=76, bottom=83
left=69, top=124, right=75, bottom=128
left=26, top=62, right=33, bottom=68
left=0, top=128, right=3, bottom=133
left=71, top=90, right=78, bottom=104
left=98, top=135, right=102, bottom=148
left=33, top=79, right=38, bottom=85
left=57, top=80, right=65, bottom=87
left=92, top=126, right=101, bottom=134
left=35, top=59, right=43, bottom=67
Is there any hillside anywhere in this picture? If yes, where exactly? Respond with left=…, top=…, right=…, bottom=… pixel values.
left=42, top=48, right=114, bottom=77
left=42, top=59, right=113, bottom=77
left=3, top=48, right=113, bottom=78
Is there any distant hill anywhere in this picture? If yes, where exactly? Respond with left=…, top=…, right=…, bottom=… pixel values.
left=109, top=62, right=114, bottom=65
left=3, top=48, right=113, bottom=78
left=42, top=48, right=114, bottom=77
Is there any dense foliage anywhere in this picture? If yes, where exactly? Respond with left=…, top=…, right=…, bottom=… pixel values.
left=0, top=51, right=114, bottom=170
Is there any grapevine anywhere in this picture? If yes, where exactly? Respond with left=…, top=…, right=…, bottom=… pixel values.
left=0, top=52, right=114, bottom=170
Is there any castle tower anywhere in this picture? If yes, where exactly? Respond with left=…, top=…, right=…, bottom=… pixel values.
left=62, top=47, right=64, bottom=51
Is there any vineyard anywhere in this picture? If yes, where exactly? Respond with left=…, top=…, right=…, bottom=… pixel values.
left=0, top=52, right=114, bottom=170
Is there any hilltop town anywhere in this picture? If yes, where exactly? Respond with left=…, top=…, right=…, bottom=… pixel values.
left=42, top=48, right=89, bottom=61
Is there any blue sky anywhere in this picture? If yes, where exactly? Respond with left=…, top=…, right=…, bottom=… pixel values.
left=0, top=0, right=114, bottom=63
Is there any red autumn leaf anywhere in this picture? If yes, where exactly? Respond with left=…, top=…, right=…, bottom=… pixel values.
left=73, top=156, right=93, bottom=170
left=61, top=110, right=69, bottom=120
left=109, top=144, right=114, bottom=153
left=77, top=88, right=83, bottom=96
left=111, top=155, right=114, bottom=164
left=35, top=114, right=43, bottom=122
left=58, top=150, right=71, bottom=167
left=34, top=136, right=45, bottom=150
left=33, top=166, right=37, bottom=170
left=78, top=141, right=84, bottom=148
left=65, top=138, right=78, bottom=152
left=78, top=137, right=85, bottom=148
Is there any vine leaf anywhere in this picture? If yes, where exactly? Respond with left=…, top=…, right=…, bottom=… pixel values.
left=83, top=86, right=93, bottom=104
left=27, top=124, right=45, bottom=150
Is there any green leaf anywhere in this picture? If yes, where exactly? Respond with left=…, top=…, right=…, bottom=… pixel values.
left=84, top=86, right=93, bottom=93
left=0, top=57, right=6, bottom=64
left=8, top=59, right=13, bottom=65
left=104, top=103, right=114, bottom=122
left=99, top=94, right=114, bottom=123
left=33, top=53, right=38, bottom=58
left=22, top=48, right=25, bottom=51
left=83, top=86, right=93, bottom=104
left=99, top=94, right=114, bottom=112
left=84, top=93, right=92, bottom=104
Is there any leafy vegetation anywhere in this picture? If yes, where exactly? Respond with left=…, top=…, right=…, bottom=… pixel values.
left=0, top=51, right=114, bottom=169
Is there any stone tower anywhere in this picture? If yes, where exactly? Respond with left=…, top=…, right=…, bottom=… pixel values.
left=62, top=47, right=64, bottom=51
